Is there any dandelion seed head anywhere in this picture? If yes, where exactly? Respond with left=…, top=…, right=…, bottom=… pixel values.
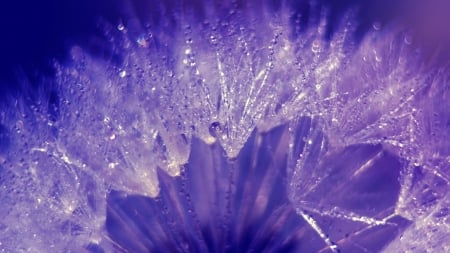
left=0, top=0, right=449, bottom=252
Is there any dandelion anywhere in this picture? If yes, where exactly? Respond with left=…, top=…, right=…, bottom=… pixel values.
left=0, top=1, right=449, bottom=252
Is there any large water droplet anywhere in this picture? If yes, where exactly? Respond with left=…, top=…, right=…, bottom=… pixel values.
left=209, top=122, right=222, bottom=138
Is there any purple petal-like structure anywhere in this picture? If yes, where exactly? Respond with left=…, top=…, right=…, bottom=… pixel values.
left=108, top=123, right=410, bottom=252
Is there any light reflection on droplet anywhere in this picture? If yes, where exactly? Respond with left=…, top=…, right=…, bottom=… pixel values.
left=372, top=22, right=382, bottom=31
left=404, top=34, right=413, bottom=45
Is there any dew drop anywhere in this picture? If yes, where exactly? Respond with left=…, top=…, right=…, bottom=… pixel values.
left=209, top=122, right=222, bottom=138
left=210, top=35, right=217, bottom=44
left=311, top=40, right=321, bottom=53
left=117, top=23, right=125, bottom=31
left=404, top=34, right=413, bottom=45
left=375, top=55, right=382, bottom=62
left=372, top=22, right=382, bottom=31
left=136, top=34, right=149, bottom=48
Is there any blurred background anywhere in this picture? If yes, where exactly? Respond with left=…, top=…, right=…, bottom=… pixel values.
left=1, top=0, right=448, bottom=102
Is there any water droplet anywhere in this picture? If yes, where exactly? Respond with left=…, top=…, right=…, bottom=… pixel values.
left=210, top=35, right=217, bottom=44
left=136, top=34, right=149, bottom=48
left=119, top=70, right=127, bottom=78
left=117, top=23, right=125, bottom=31
left=372, top=22, right=382, bottom=31
left=404, top=34, right=413, bottom=45
left=209, top=122, right=222, bottom=137
left=311, top=40, right=321, bottom=53
left=15, top=120, right=23, bottom=133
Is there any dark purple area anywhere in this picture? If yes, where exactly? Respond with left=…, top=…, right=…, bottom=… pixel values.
left=0, top=0, right=403, bottom=99
left=107, top=122, right=409, bottom=252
